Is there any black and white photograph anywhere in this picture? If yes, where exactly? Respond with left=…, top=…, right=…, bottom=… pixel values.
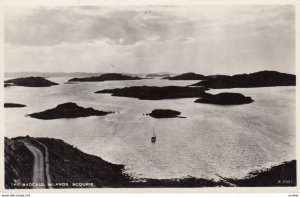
left=2, top=1, right=298, bottom=191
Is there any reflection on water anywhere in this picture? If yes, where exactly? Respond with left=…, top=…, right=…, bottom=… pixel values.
left=5, top=77, right=296, bottom=179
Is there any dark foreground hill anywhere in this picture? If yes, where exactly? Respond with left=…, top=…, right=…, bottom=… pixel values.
left=164, top=72, right=208, bottom=80
left=69, top=73, right=142, bottom=82
left=222, top=160, right=297, bottom=187
left=96, top=86, right=208, bottom=100
left=5, top=138, right=34, bottom=189
left=28, top=102, right=113, bottom=120
left=4, top=77, right=58, bottom=87
left=5, top=137, right=296, bottom=188
left=190, top=71, right=296, bottom=89
left=5, top=137, right=129, bottom=188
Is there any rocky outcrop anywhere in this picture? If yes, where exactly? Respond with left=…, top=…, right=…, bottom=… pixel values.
left=28, top=102, right=113, bottom=120
left=4, top=77, right=58, bottom=87
left=68, top=73, right=142, bottom=82
left=164, top=72, right=208, bottom=80
left=190, top=71, right=296, bottom=89
left=195, top=93, right=253, bottom=105
left=96, top=86, right=208, bottom=100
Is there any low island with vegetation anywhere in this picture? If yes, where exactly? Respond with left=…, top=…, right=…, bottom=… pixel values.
left=68, top=73, right=142, bottom=82
left=195, top=93, right=254, bottom=105
left=28, top=102, right=113, bottom=120
left=4, top=77, right=58, bottom=87
left=190, top=71, right=296, bottom=89
left=96, top=86, right=209, bottom=100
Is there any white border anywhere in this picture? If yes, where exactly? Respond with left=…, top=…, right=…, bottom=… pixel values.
left=0, top=0, right=299, bottom=193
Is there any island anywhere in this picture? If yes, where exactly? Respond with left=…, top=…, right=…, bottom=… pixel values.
left=190, top=71, right=296, bottom=89
left=5, top=136, right=296, bottom=188
left=163, top=72, right=208, bottom=80
left=27, top=102, right=113, bottom=120
left=195, top=93, right=253, bottom=105
left=68, top=73, right=142, bottom=82
left=4, top=77, right=58, bottom=87
left=4, top=103, right=26, bottom=108
left=4, top=84, right=12, bottom=88
left=147, top=109, right=182, bottom=118
left=95, top=86, right=209, bottom=100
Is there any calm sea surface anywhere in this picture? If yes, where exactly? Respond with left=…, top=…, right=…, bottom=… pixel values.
left=5, top=77, right=296, bottom=180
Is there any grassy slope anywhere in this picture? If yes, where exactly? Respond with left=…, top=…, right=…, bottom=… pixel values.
left=5, top=138, right=34, bottom=189
left=36, top=138, right=130, bottom=188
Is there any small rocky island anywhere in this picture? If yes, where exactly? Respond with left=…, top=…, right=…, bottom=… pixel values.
left=68, top=73, right=142, bottom=82
left=4, top=77, right=58, bottom=87
left=4, top=84, right=12, bottom=88
left=164, top=72, right=208, bottom=80
left=195, top=93, right=253, bottom=105
left=4, top=103, right=26, bottom=108
left=96, top=86, right=209, bottom=100
left=147, top=109, right=183, bottom=118
left=190, top=71, right=296, bottom=89
left=28, top=102, right=113, bottom=120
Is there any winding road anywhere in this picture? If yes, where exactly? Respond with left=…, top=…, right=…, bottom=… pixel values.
left=18, top=139, right=52, bottom=189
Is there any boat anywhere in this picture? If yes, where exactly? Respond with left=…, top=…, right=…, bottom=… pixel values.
left=151, top=128, right=156, bottom=143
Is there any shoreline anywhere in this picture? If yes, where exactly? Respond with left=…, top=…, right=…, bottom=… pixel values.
left=5, top=136, right=296, bottom=188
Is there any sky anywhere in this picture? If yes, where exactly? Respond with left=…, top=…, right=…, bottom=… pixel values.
left=4, top=5, right=295, bottom=75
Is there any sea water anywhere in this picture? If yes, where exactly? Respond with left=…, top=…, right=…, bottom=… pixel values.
left=4, top=77, right=296, bottom=180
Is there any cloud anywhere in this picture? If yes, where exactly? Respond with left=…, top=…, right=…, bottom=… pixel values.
left=5, top=7, right=195, bottom=46
left=4, top=5, right=295, bottom=74
left=6, top=5, right=293, bottom=47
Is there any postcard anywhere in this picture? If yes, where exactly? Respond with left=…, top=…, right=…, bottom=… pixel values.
left=1, top=0, right=299, bottom=193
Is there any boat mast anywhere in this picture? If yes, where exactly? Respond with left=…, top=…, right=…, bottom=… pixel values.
left=153, top=128, right=155, bottom=137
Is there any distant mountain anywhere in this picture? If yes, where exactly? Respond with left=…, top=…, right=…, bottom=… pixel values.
left=207, top=74, right=229, bottom=79
left=190, top=71, right=296, bottom=88
left=4, top=77, right=58, bottom=87
left=164, top=72, right=208, bottom=80
left=69, top=73, right=142, bottom=82
left=5, top=72, right=104, bottom=78
left=145, top=73, right=171, bottom=78
left=5, top=72, right=147, bottom=79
